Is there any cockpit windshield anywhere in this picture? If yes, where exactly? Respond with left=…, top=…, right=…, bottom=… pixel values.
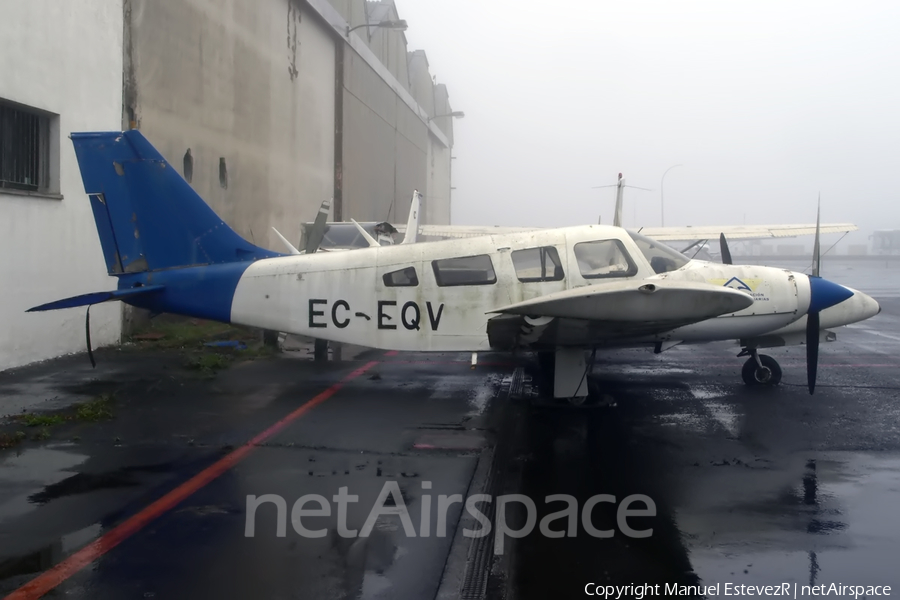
left=627, top=230, right=691, bottom=274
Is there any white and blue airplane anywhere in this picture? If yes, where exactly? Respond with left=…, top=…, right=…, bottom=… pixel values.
left=29, top=131, right=880, bottom=403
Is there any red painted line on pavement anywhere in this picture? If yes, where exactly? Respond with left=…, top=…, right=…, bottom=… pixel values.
left=4, top=360, right=380, bottom=600
left=384, top=350, right=399, bottom=356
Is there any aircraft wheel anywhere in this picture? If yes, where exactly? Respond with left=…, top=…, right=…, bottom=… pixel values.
left=566, top=395, right=588, bottom=406
left=741, top=354, right=782, bottom=386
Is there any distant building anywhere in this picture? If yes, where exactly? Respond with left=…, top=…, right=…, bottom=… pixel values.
left=872, top=230, right=900, bottom=255
left=775, top=244, right=806, bottom=256
left=0, top=0, right=457, bottom=370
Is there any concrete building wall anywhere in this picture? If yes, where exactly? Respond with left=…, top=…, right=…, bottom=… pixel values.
left=327, top=0, right=366, bottom=29
left=341, top=49, right=428, bottom=222
left=0, top=0, right=455, bottom=371
left=337, top=1, right=453, bottom=225
left=407, top=51, right=435, bottom=115
left=426, top=136, right=452, bottom=226
left=0, top=0, right=124, bottom=370
left=126, top=0, right=336, bottom=250
left=428, top=84, right=454, bottom=225
left=363, top=1, right=410, bottom=90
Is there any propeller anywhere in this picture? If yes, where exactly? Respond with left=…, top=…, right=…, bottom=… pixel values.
left=719, top=233, right=733, bottom=265
left=806, top=197, right=821, bottom=394
left=304, top=199, right=332, bottom=254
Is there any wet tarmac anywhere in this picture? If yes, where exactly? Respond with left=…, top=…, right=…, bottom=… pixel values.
left=1, top=259, right=899, bottom=599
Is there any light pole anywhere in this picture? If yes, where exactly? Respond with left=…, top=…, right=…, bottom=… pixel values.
left=427, top=111, right=465, bottom=123
left=347, top=19, right=408, bottom=35
left=660, top=164, right=682, bottom=227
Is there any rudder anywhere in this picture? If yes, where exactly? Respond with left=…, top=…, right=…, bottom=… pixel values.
left=71, top=131, right=280, bottom=274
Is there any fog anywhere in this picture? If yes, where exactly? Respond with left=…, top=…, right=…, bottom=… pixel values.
left=400, top=0, right=900, bottom=244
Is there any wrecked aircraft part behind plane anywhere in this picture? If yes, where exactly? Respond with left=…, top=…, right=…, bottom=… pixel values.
left=28, top=130, right=881, bottom=403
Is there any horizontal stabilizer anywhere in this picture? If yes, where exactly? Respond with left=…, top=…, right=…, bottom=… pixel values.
left=27, top=285, right=165, bottom=312
left=489, top=280, right=753, bottom=323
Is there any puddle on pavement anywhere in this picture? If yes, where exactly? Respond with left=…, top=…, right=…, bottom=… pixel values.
left=687, top=453, right=900, bottom=587
left=655, top=412, right=709, bottom=432
left=703, top=401, right=740, bottom=437
left=466, top=378, right=497, bottom=416
left=613, top=365, right=696, bottom=376
left=690, top=385, right=727, bottom=400
left=0, top=447, right=89, bottom=521
left=0, top=522, right=102, bottom=581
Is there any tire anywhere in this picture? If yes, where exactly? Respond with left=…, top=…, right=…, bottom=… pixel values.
left=741, top=354, right=783, bottom=386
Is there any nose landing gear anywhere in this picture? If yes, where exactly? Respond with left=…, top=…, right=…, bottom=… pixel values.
left=739, top=348, right=783, bottom=386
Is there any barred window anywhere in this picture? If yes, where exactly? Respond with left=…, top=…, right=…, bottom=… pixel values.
left=0, top=100, right=52, bottom=192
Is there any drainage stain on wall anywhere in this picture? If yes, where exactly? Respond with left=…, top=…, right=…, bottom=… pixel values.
left=183, top=148, right=193, bottom=183
left=287, top=1, right=300, bottom=81
left=219, top=157, right=228, bottom=189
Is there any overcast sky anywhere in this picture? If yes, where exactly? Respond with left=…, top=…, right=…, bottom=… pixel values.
left=400, top=0, right=900, bottom=244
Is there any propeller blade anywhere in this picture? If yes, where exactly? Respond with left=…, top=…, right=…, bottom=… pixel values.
left=719, top=233, right=733, bottom=265
left=85, top=305, right=96, bottom=368
left=806, top=310, right=820, bottom=394
left=812, top=195, right=821, bottom=277
left=304, top=198, right=332, bottom=254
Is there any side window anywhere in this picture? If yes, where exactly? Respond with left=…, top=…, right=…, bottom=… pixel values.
left=511, top=247, right=565, bottom=282
left=574, top=240, right=637, bottom=279
left=383, top=266, right=418, bottom=287
left=432, top=255, right=497, bottom=286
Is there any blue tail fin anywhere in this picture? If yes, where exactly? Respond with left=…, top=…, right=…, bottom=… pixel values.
left=71, top=131, right=281, bottom=274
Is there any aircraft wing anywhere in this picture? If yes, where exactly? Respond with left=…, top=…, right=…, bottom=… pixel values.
left=489, top=279, right=753, bottom=329
left=396, top=224, right=539, bottom=239
left=636, top=223, right=858, bottom=241
left=396, top=223, right=856, bottom=242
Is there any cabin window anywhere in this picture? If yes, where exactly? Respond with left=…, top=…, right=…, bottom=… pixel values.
left=511, top=247, right=565, bottom=282
left=383, top=266, right=419, bottom=287
left=432, top=255, right=497, bottom=286
left=574, top=240, right=637, bottom=279
left=626, top=230, right=690, bottom=274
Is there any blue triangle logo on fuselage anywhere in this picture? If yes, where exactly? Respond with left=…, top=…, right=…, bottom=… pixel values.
left=723, top=277, right=752, bottom=291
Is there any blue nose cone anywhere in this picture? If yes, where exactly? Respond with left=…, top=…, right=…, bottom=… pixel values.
left=808, top=276, right=854, bottom=313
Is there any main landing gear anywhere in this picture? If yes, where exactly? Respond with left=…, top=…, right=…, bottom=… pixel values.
left=738, top=348, right=783, bottom=386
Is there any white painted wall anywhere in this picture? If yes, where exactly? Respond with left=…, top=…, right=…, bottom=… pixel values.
left=0, top=0, right=124, bottom=370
